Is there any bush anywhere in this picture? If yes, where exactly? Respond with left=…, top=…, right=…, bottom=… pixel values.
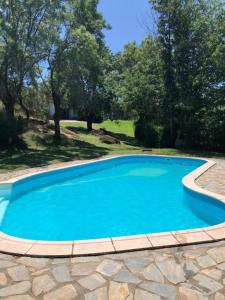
left=0, top=111, right=26, bottom=147
left=135, top=120, right=163, bottom=147
left=92, top=114, right=103, bottom=124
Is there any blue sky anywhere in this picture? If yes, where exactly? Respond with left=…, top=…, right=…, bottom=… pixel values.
left=98, top=0, right=155, bottom=53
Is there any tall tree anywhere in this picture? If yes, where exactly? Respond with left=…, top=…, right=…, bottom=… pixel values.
left=0, top=0, right=53, bottom=142
left=68, top=0, right=110, bottom=131
left=150, top=0, right=225, bottom=149
left=45, top=0, right=71, bottom=143
left=120, top=39, right=164, bottom=146
left=151, top=0, right=178, bottom=146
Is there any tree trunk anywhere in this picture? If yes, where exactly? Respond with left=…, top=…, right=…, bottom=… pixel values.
left=4, top=96, right=17, bottom=143
left=52, top=91, right=61, bottom=143
left=87, top=113, right=93, bottom=131
left=19, top=96, right=30, bottom=121
left=169, top=105, right=174, bottom=146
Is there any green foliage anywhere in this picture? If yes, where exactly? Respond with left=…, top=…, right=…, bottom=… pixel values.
left=0, top=0, right=224, bottom=153
left=0, top=111, right=26, bottom=147
left=135, top=120, right=163, bottom=147
left=67, top=0, right=110, bottom=130
left=0, top=0, right=58, bottom=142
left=144, top=0, right=225, bottom=150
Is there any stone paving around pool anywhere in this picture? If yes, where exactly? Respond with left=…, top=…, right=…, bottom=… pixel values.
left=197, top=159, right=225, bottom=196
left=0, top=157, right=225, bottom=299
left=1, top=242, right=225, bottom=299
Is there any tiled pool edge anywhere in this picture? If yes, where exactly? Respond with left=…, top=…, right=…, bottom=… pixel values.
left=0, top=155, right=225, bottom=257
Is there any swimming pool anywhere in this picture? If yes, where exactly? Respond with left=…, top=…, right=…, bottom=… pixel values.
left=1, top=155, right=225, bottom=243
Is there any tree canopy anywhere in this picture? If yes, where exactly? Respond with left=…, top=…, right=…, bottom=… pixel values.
left=0, top=0, right=224, bottom=151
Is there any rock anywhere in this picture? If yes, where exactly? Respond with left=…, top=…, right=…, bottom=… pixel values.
left=178, top=286, right=207, bottom=300
left=85, top=287, right=108, bottom=300
left=125, top=258, right=151, bottom=273
left=114, top=271, right=141, bottom=284
left=71, top=256, right=100, bottom=263
left=200, top=268, right=222, bottom=281
left=207, top=247, right=225, bottom=263
left=32, top=274, right=56, bottom=296
left=93, top=128, right=108, bottom=136
left=215, top=292, right=225, bottom=300
left=139, top=282, right=176, bottom=299
left=71, top=262, right=98, bottom=276
left=183, top=249, right=206, bottom=259
left=109, top=281, right=129, bottom=300
left=0, top=254, right=14, bottom=261
left=152, top=253, right=171, bottom=263
left=105, top=250, right=150, bottom=261
left=0, top=272, right=7, bottom=286
left=196, top=255, right=216, bottom=268
left=43, top=284, right=77, bottom=300
left=1, top=296, right=35, bottom=300
left=31, top=268, right=49, bottom=276
left=218, top=262, right=225, bottom=270
left=99, top=135, right=120, bottom=144
left=142, top=264, right=164, bottom=283
left=0, top=260, right=17, bottom=269
left=0, top=281, right=31, bottom=297
left=134, top=289, right=160, bottom=300
left=78, top=273, right=106, bottom=291
left=97, top=259, right=122, bottom=277
left=156, top=258, right=185, bottom=284
left=193, top=274, right=223, bottom=295
left=7, top=265, right=29, bottom=281
left=182, top=261, right=199, bottom=277
left=52, top=265, right=72, bottom=283
left=17, top=257, right=49, bottom=270
left=52, top=258, right=69, bottom=265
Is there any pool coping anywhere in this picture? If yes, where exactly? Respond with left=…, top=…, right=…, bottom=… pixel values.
left=0, top=154, right=225, bottom=257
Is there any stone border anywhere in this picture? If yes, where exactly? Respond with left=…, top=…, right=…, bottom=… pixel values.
left=0, top=154, right=225, bottom=257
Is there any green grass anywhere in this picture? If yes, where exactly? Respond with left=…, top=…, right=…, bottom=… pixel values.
left=61, top=120, right=135, bottom=137
left=0, top=119, right=224, bottom=173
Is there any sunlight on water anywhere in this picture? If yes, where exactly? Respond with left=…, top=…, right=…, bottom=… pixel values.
left=0, top=156, right=225, bottom=241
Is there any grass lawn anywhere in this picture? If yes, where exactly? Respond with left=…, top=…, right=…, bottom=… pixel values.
left=0, top=119, right=224, bottom=173
left=61, top=120, right=135, bottom=137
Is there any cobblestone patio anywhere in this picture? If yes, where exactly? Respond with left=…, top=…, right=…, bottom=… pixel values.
left=1, top=242, right=225, bottom=299
left=0, top=157, right=225, bottom=299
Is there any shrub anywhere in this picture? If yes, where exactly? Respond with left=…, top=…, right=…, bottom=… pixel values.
left=0, top=111, right=26, bottom=147
left=135, top=120, right=163, bottom=147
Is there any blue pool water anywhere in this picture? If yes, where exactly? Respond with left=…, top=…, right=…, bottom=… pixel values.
left=1, top=155, right=225, bottom=241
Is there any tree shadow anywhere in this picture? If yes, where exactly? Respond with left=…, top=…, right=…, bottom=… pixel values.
left=0, top=139, right=108, bottom=172
left=104, top=131, right=140, bottom=147
left=66, top=126, right=92, bottom=136
left=67, top=126, right=140, bottom=147
left=175, top=148, right=225, bottom=159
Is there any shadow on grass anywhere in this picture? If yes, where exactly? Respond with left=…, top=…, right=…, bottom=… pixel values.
left=67, top=126, right=140, bottom=147
left=105, top=131, right=139, bottom=147
left=174, top=148, right=225, bottom=159
left=141, top=147, right=225, bottom=159
left=66, top=126, right=90, bottom=136
left=0, top=139, right=108, bottom=172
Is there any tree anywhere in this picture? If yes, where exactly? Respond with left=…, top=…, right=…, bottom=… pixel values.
left=150, top=0, right=179, bottom=146
left=68, top=0, right=110, bottom=131
left=44, top=0, right=72, bottom=143
left=68, top=27, right=106, bottom=131
left=101, top=52, right=125, bottom=120
left=150, top=0, right=225, bottom=149
left=0, top=0, right=53, bottom=142
left=120, top=39, right=165, bottom=146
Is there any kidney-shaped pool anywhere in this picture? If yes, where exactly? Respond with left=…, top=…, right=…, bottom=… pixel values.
left=0, top=155, right=225, bottom=241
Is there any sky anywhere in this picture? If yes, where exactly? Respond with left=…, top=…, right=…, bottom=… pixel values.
left=98, top=0, right=155, bottom=53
